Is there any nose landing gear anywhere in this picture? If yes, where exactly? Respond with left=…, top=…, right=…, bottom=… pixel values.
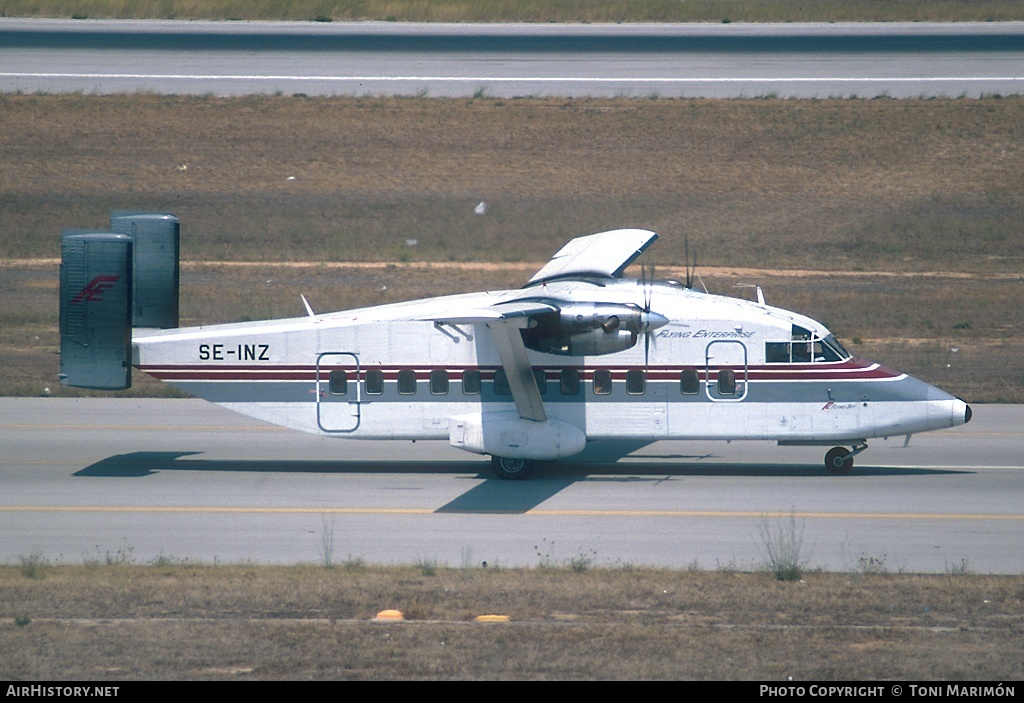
left=824, top=443, right=868, bottom=475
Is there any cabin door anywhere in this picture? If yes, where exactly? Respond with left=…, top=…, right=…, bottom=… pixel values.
left=315, top=352, right=361, bottom=432
left=704, top=340, right=749, bottom=401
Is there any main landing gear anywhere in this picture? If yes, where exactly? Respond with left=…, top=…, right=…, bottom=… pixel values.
left=824, top=444, right=868, bottom=475
left=490, top=456, right=536, bottom=481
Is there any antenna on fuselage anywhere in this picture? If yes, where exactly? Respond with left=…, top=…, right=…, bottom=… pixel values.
left=684, top=235, right=692, bottom=289
left=735, top=283, right=766, bottom=305
left=300, top=294, right=316, bottom=318
left=684, top=234, right=705, bottom=292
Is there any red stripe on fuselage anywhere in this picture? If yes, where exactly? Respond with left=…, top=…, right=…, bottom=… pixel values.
left=137, top=358, right=904, bottom=383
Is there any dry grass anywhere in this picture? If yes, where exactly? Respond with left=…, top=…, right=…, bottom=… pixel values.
left=1, top=94, right=1021, bottom=401
left=2, top=563, right=1023, bottom=680
left=3, top=0, right=1023, bottom=22
left=4, top=261, right=1020, bottom=401
left=2, top=95, right=1021, bottom=272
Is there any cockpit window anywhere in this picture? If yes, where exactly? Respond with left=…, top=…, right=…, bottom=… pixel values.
left=766, top=327, right=851, bottom=363
left=821, top=335, right=851, bottom=361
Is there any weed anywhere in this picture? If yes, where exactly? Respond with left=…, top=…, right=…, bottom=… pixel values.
left=858, top=554, right=889, bottom=575
left=946, top=558, right=973, bottom=576
left=569, top=549, right=598, bottom=573
left=535, top=538, right=558, bottom=569
left=343, top=555, right=366, bottom=570
left=757, top=512, right=807, bottom=581
left=105, top=539, right=135, bottom=566
left=19, top=552, right=49, bottom=580
left=151, top=552, right=190, bottom=566
left=319, top=514, right=337, bottom=569
left=716, top=558, right=739, bottom=573
left=15, top=615, right=31, bottom=627
left=535, top=538, right=598, bottom=572
left=415, top=555, right=439, bottom=576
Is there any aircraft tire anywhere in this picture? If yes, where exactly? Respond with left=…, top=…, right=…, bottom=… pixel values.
left=491, top=456, right=535, bottom=481
left=824, top=447, right=854, bottom=475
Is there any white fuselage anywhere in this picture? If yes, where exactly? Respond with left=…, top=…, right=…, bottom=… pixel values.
left=133, top=278, right=970, bottom=459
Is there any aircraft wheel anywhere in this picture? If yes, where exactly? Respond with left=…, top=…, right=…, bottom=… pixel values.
left=491, top=456, right=535, bottom=481
left=824, top=447, right=854, bottom=475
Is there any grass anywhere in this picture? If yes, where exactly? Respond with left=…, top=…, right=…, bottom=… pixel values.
left=4, top=261, right=1021, bottom=402
left=2, top=95, right=1021, bottom=272
left=2, top=0, right=1023, bottom=22
left=1, top=95, right=1021, bottom=401
left=1, top=562, right=1022, bottom=680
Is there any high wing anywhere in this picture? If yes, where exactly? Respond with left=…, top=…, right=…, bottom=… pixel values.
left=426, top=300, right=557, bottom=423
left=424, top=230, right=660, bottom=424
left=526, top=228, right=658, bottom=286
left=425, top=299, right=557, bottom=326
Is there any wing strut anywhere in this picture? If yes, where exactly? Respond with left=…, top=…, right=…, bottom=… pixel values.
left=486, top=318, right=547, bottom=423
left=424, top=300, right=555, bottom=424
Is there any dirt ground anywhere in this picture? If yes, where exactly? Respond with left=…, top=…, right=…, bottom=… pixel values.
left=2, top=564, right=1023, bottom=680
left=1, top=94, right=1021, bottom=400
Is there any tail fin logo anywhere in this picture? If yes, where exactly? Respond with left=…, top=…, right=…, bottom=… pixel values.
left=71, top=275, right=119, bottom=303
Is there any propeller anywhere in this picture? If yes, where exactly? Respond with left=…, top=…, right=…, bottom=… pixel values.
left=637, top=258, right=668, bottom=366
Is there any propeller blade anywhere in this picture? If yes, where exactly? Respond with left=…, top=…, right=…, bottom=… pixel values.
left=640, top=309, right=668, bottom=368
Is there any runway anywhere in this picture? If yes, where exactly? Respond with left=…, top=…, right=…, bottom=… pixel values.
left=2, top=19, right=1023, bottom=97
left=2, top=398, right=1021, bottom=573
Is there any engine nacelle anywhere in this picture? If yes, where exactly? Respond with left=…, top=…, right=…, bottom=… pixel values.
left=559, top=302, right=644, bottom=334
left=564, top=328, right=638, bottom=356
left=523, top=302, right=655, bottom=356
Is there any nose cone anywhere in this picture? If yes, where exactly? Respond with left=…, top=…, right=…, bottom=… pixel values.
left=642, top=310, right=670, bottom=332
left=958, top=398, right=973, bottom=425
left=949, top=397, right=972, bottom=427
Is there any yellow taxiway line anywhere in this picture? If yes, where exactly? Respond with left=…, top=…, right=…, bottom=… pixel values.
left=1, top=506, right=1022, bottom=520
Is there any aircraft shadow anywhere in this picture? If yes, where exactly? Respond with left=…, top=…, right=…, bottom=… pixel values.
left=74, top=451, right=971, bottom=514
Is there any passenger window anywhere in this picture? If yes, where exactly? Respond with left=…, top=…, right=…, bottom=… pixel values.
left=365, top=369, right=384, bottom=395
left=533, top=369, right=548, bottom=396
left=626, top=369, right=645, bottom=395
left=680, top=368, right=699, bottom=395
left=593, top=369, right=612, bottom=395
left=430, top=369, right=449, bottom=395
left=462, top=369, right=481, bottom=395
left=560, top=369, right=580, bottom=396
left=718, top=369, right=736, bottom=396
left=494, top=369, right=511, bottom=395
left=328, top=369, right=347, bottom=395
left=397, top=369, right=417, bottom=395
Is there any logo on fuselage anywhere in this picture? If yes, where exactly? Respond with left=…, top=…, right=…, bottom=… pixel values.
left=71, top=275, right=119, bottom=303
